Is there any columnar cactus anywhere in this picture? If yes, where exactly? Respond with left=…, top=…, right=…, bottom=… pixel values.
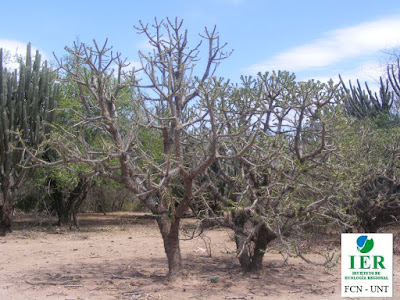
left=339, top=74, right=393, bottom=120
left=0, top=43, right=58, bottom=235
left=388, top=59, right=400, bottom=100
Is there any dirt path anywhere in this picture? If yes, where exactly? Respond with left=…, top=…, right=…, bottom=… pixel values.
left=0, top=212, right=398, bottom=299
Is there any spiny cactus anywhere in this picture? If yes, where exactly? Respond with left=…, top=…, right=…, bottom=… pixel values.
left=388, top=58, right=400, bottom=100
left=339, top=74, right=393, bottom=120
left=0, top=43, right=59, bottom=235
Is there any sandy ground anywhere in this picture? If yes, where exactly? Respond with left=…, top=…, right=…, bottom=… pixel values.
left=0, top=212, right=398, bottom=300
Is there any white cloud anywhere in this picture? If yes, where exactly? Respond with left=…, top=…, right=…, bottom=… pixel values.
left=246, top=16, right=400, bottom=74
left=300, top=61, right=384, bottom=84
left=136, top=39, right=154, bottom=53
left=0, top=39, right=49, bottom=70
left=337, top=61, right=385, bottom=86
left=128, top=60, right=142, bottom=70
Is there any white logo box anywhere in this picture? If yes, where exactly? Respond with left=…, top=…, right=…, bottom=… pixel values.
left=341, top=233, right=393, bottom=297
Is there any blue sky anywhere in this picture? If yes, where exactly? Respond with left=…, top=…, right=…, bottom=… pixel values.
left=1, top=0, right=400, bottom=87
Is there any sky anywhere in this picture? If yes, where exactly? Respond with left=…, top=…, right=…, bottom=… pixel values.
left=1, top=0, right=400, bottom=88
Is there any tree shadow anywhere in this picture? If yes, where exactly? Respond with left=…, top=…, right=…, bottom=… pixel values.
left=11, top=212, right=157, bottom=232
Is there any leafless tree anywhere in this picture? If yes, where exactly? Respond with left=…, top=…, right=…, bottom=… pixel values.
left=30, top=18, right=259, bottom=277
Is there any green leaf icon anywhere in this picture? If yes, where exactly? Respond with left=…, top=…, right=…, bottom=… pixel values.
left=359, top=238, right=374, bottom=253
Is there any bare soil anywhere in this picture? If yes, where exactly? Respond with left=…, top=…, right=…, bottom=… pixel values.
left=0, top=212, right=398, bottom=300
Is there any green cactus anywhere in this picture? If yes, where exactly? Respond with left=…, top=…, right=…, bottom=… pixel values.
left=339, top=74, right=393, bottom=120
left=0, top=43, right=59, bottom=235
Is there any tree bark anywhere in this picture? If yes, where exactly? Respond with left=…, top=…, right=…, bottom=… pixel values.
left=0, top=186, right=13, bottom=236
left=249, top=223, right=277, bottom=273
left=57, top=209, right=70, bottom=227
left=0, top=201, right=12, bottom=236
left=156, top=214, right=183, bottom=278
left=235, top=233, right=252, bottom=272
left=234, top=211, right=277, bottom=273
left=151, top=177, right=194, bottom=278
left=51, top=181, right=68, bottom=226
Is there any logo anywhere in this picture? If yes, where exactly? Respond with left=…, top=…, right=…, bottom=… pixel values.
left=342, top=233, right=393, bottom=297
left=357, top=235, right=374, bottom=253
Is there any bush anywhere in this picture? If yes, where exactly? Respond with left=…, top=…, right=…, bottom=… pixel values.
left=83, top=179, right=143, bottom=213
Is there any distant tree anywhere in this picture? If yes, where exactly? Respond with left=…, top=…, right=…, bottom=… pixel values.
left=0, top=44, right=58, bottom=235
left=30, top=166, right=93, bottom=228
left=85, top=178, right=141, bottom=213
left=47, top=175, right=91, bottom=228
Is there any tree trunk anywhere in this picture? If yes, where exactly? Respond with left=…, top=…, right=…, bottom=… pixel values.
left=144, top=177, right=194, bottom=278
left=235, top=233, right=252, bottom=272
left=57, top=210, right=71, bottom=227
left=52, top=185, right=69, bottom=227
left=0, top=201, right=12, bottom=236
left=52, top=177, right=90, bottom=228
left=0, top=187, right=13, bottom=236
left=233, top=211, right=277, bottom=273
left=249, top=223, right=277, bottom=273
left=156, top=214, right=183, bottom=278
left=72, top=211, right=80, bottom=230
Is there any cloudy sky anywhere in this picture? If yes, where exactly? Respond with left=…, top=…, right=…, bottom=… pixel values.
left=1, top=0, right=400, bottom=87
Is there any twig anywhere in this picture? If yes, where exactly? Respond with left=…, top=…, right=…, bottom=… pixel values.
left=112, top=275, right=131, bottom=279
left=122, top=290, right=142, bottom=295
left=46, top=291, right=67, bottom=297
left=25, top=280, right=80, bottom=286
left=26, top=280, right=58, bottom=286
left=198, top=274, right=214, bottom=278
left=294, top=246, right=338, bottom=268
left=64, top=284, right=84, bottom=288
